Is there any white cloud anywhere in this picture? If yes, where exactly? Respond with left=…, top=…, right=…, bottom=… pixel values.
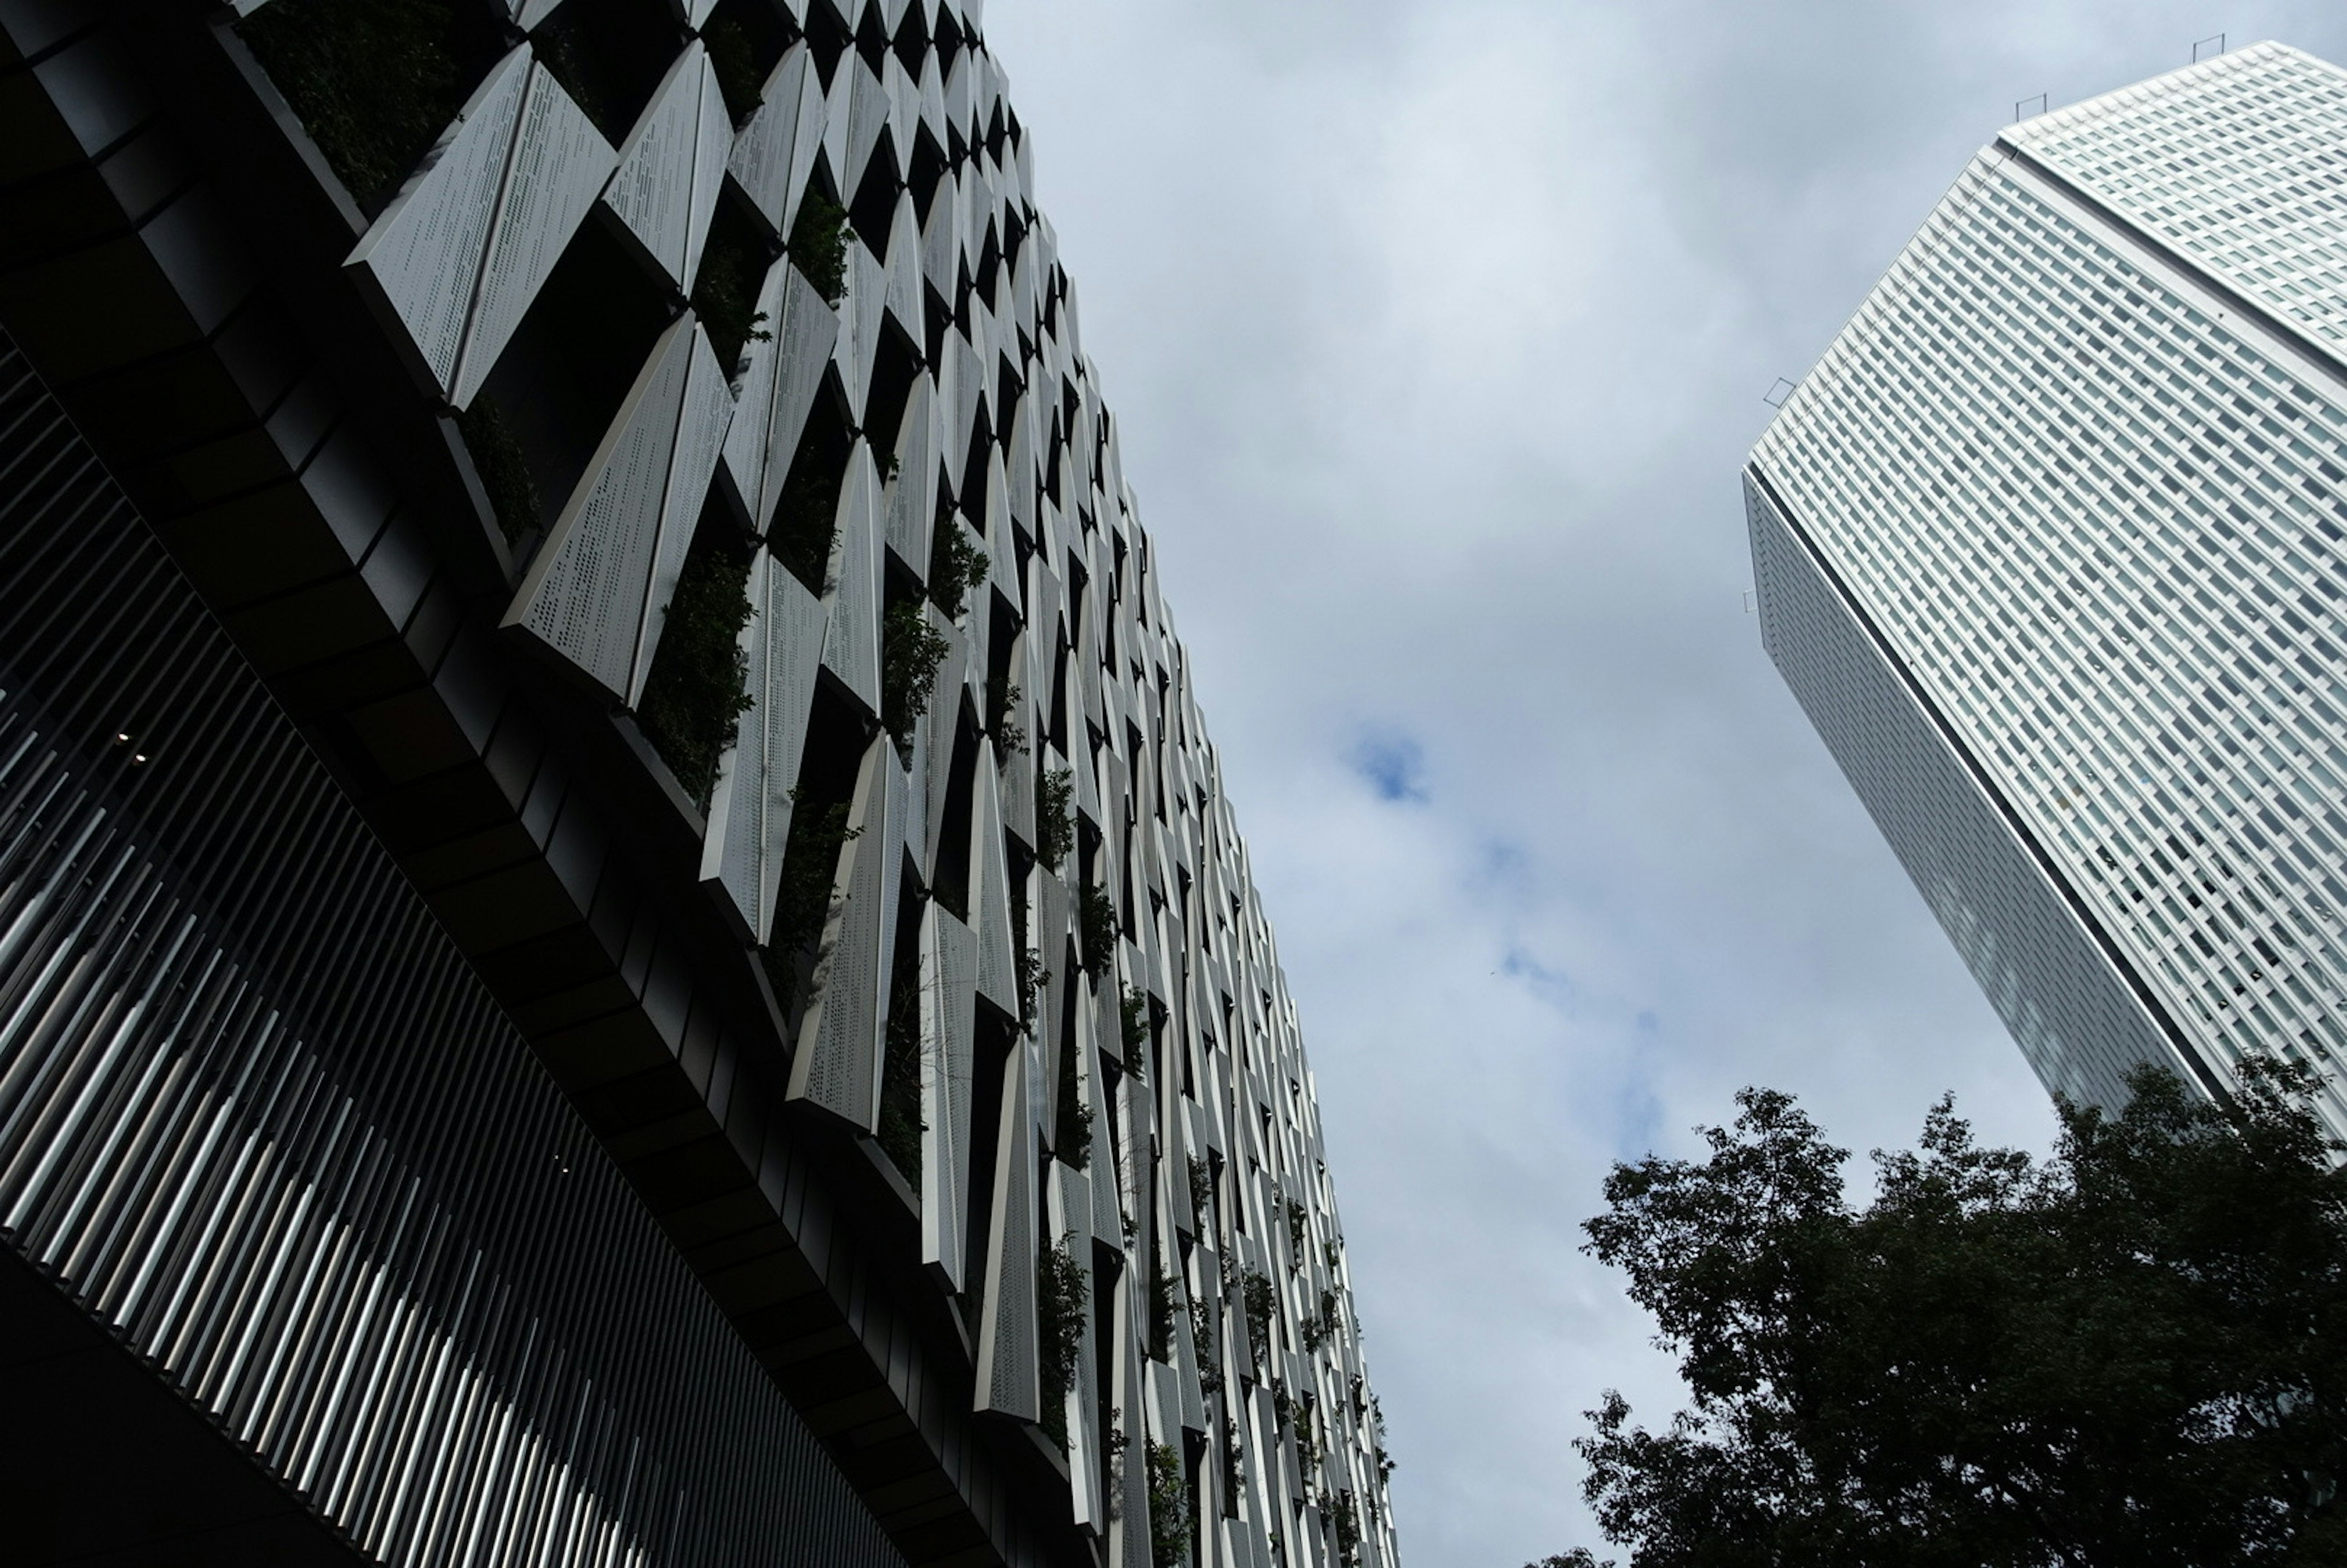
left=984, top=4, right=2347, bottom=1563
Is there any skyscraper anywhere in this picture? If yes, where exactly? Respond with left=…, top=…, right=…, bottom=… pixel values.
left=0, top=2, right=1397, bottom=1564
left=1748, top=40, right=2347, bottom=1137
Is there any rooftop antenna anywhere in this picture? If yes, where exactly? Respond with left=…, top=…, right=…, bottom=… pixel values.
left=1763, top=376, right=1798, bottom=408
left=2193, top=33, right=2226, bottom=62
left=2015, top=91, right=2049, bottom=122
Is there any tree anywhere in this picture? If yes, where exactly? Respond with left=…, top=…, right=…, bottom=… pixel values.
left=1551, top=1061, right=2347, bottom=1567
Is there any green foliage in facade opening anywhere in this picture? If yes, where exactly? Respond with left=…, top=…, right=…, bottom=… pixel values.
left=692, top=226, right=772, bottom=375
left=1146, top=1440, right=1191, bottom=1568
left=526, top=11, right=613, bottom=138
left=769, top=450, right=839, bottom=596
left=1036, top=1233, right=1085, bottom=1449
left=1119, top=986, right=1150, bottom=1074
left=1302, top=1287, right=1341, bottom=1354
left=760, top=797, right=859, bottom=1016
left=702, top=13, right=763, bottom=123
left=237, top=0, right=461, bottom=209
left=1566, top=1060, right=2347, bottom=1568
left=455, top=395, right=539, bottom=543
left=1015, top=945, right=1046, bottom=1036
left=1187, top=1156, right=1211, bottom=1227
left=876, top=964, right=924, bottom=1185
left=1036, top=767, right=1075, bottom=870
left=1285, top=1196, right=1308, bottom=1256
left=881, top=598, right=951, bottom=759
left=1241, top=1267, right=1276, bottom=1375
left=1327, top=1492, right=1363, bottom=1568
left=928, top=521, right=990, bottom=621
left=637, top=537, right=754, bottom=808
left=1078, top=881, right=1118, bottom=981
left=1190, top=1294, right=1223, bottom=1396
left=983, top=674, right=1026, bottom=757
left=788, top=187, right=851, bottom=307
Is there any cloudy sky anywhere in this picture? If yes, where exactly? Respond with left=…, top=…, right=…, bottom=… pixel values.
left=979, top=5, right=2347, bottom=1564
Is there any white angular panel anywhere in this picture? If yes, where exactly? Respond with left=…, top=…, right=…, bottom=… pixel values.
left=820, top=441, right=884, bottom=718
left=920, top=903, right=978, bottom=1291
left=726, top=44, right=825, bottom=237
left=346, top=48, right=532, bottom=400
left=920, top=617, right=968, bottom=873
left=917, top=50, right=948, bottom=153
left=788, top=734, right=904, bottom=1129
left=1053, top=1160, right=1105, bottom=1531
left=973, top=1049, right=1038, bottom=1421
left=603, top=42, right=733, bottom=292
left=502, top=314, right=700, bottom=702
left=970, top=738, right=1021, bottom=1018
left=702, top=551, right=826, bottom=940
left=450, top=66, right=616, bottom=407
left=921, top=166, right=961, bottom=304
left=883, top=372, right=939, bottom=581
left=720, top=261, right=838, bottom=534
left=836, top=239, right=889, bottom=416
left=880, top=52, right=916, bottom=181
left=884, top=192, right=925, bottom=343
left=633, top=323, right=737, bottom=703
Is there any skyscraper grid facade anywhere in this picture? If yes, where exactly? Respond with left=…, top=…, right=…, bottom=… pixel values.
left=0, top=1, right=1398, bottom=1564
left=1749, top=41, right=2347, bottom=1137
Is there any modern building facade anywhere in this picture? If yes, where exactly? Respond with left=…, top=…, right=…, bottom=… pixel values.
left=0, top=2, right=1398, bottom=1565
left=1748, top=41, right=2347, bottom=1136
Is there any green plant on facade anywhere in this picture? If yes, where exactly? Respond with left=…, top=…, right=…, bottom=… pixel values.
left=1189, top=1293, right=1222, bottom=1397
left=1015, top=945, right=1046, bottom=1036
left=455, top=395, right=539, bottom=543
left=1119, top=986, right=1150, bottom=1074
left=1035, top=768, right=1075, bottom=870
left=1078, top=881, right=1117, bottom=981
left=1186, top=1156, right=1211, bottom=1227
left=983, top=674, right=1026, bottom=757
left=769, top=449, right=840, bottom=595
left=637, top=537, right=754, bottom=808
left=1057, top=1094, right=1095, bottom=1172
left=876, top=964, right=924, bottom=1184
left=1301, top=1286, right=1341, bottom=1354
left=1327, top=1491, right=1363, bottom=1567
left=692, top=225, right=773, bottom=375
left=760, top=796, right=859, bottom=1015
left=1296, top=1416, right=1323, bottom=1487
left=1036, top=1233, right=1085, bottom=1451
left=1285, top=1197, right=1308, bottom=1256
left=702, top=12, right=762, bottom=123
left=1240, top=1268, right=1276, bottom=1375
left=237, top=0, right=463, bottom=210
left=788, top=188, right=850, bottom=307
left=881, top=598, right=951, bottom=760
left=928, top=522, right=990, bottom=622
left=1146, top=1440, right=1191, bottom=1568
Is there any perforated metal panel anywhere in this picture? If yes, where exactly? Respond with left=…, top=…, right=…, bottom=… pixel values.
left=919, top=906, right=977, bottom=1292
left=601, top=42, right=731, bottom=291
left=972, top=1052, right=1037, bottom=1422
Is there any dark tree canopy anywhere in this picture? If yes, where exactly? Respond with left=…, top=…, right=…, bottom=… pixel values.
left=1544, top=1061, right=2347, bottom=1568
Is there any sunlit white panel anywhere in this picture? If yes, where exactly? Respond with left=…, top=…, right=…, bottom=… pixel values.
left=726, top=44, right=824, bottom=238
left=973, top=1049, right=1038, bottom=1421
left=502, top=315, right=698, bottom=702
left=788, top=734, right=904, bottom=1130
left=600, top=42, right=729, bottom=291
left=450, top=65, right=615, bottom=407
left=820, top=441, right=884, bottom=719
left=920, top=903, right=978, bottom=1291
